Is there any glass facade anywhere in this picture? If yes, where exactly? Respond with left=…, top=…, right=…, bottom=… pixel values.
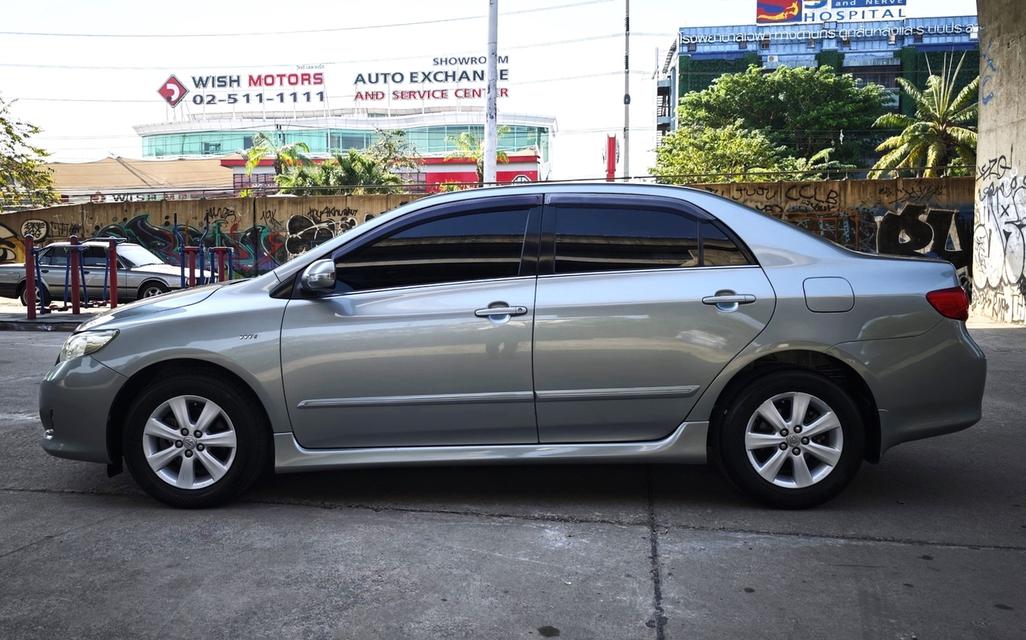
left=142, top=124, right=550, bottom=161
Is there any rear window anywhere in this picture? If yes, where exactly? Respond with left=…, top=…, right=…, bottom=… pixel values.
left=701, top=221, right=750, bottom=266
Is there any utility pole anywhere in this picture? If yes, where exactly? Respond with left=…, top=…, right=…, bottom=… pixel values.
left=623, top=0, right=631, bottom=180
left=483, top=0, right=499, bottom=186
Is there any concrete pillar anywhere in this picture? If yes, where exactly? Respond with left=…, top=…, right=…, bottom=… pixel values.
left=972, top=0, right=1026, bottom=323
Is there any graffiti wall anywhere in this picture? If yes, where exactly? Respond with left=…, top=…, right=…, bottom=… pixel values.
left=0, top=195, right=419, bottom=277
left=696, top=177, right=975, bottom=288
left=972, top=0, right=1026, bottom=324
left=0, top=180, right=973, bottom=283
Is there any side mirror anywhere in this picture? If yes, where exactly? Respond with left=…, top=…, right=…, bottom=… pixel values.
left=300, top=259, right=337, bottom=294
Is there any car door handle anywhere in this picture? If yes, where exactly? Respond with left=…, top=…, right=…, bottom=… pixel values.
left=702, top=294, right=756, bottom=305
left=475, top=305, right=529, bottom=318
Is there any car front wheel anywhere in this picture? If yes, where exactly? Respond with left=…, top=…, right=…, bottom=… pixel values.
left=122, top=373, right=269, bottom=508
left=19, top=284, right=51, bottom=307
left=717, top=370, right=865, bottom=509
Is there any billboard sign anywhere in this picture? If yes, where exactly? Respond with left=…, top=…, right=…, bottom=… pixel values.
left=757, top=1, right=803, bottom=24
left=352, top=55, right=512, bottom=104
left=155, top=67, right=327, bottom=109
left=757, top=0, right=908, bottom=24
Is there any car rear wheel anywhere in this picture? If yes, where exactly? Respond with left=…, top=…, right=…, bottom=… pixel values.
left=138, top=281, right=170, bottom=298
left=122, top=373, right=269, bottom=508
left=716, top=370, right=864, bottom=509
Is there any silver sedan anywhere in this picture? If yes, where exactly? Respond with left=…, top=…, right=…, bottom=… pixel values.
left=0, top=241, right=210, bottom=304
left=39, top=184, right=986, bottom=508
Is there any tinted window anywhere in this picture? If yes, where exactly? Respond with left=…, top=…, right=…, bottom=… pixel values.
left=39, top=247, right=68, bottom=266
left=335, top=209, right=530, bottom=292
left=83, top=247, right=107, bottom=267
left=702, top=221, right=750, bottom=266
left=554, top=206, right=699, bottom=274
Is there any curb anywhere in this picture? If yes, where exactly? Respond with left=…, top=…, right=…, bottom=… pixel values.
left=0, top=315, right=92, bottom=333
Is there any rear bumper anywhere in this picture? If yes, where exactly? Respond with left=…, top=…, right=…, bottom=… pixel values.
left=39, top=355, right=126, bottom=464
left=830, top=320, right=986, bottom=457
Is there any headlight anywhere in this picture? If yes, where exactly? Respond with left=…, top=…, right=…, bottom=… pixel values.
left=58, top=330, right=119, bottom=363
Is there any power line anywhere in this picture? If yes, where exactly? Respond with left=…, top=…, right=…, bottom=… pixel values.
left=0, top=0, right=612, bottom=38
left=0, top=32, right=668, bottom=71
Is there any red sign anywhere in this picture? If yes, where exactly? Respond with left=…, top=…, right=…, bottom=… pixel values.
left=157, top=75, right=188, bottom=107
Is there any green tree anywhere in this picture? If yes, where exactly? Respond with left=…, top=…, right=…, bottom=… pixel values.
left=869, top=55, right=978, bottom=178
left=330, top=149, right=402, bottom=194
left=242, top=131, right=312, bottom=178
left=754, top=147, right=855, bottom=181
left=0, top=97, right=58, bottom=209
left=368, top=129, right=419, bottom=172
left=651, top=121, right=791, bottom=183
left=446, top=128, right=509, bottom=186
left=276, top=150, right=402, bottom=195
left=677, top=65, right=889, bottom=164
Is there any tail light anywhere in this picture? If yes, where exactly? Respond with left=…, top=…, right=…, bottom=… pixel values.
left=927, top=287, right=969, bottom=321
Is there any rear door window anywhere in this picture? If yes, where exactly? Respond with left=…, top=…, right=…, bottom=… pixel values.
left=552, top=206, right=700, bottom=274
left=82, top=247, right=108, bottom=267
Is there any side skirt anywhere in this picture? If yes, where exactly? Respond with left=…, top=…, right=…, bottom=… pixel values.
left=273, top=421, right=709, bottom=473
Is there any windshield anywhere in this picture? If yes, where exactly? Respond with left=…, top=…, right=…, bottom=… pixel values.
left=117, top=244, right=164, bottom=267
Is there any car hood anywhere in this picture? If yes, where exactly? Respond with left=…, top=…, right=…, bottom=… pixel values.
left=75, top=283, right=223, bottom=332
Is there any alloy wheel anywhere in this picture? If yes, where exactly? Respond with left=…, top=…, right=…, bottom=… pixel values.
left=744, top=391, right=844, bottom=489
left=142, top=395, right=238, bottom=490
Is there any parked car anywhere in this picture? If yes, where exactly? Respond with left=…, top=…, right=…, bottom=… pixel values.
left=0, top=240, right=209, bottom=305
left=39, top=184, right=985, bottom=508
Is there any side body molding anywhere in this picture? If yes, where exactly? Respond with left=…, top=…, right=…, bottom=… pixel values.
left=274, top=421, right=710, bottom=471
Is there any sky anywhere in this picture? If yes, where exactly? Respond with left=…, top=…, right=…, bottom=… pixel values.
left=0, top=0, right=977, bottom=180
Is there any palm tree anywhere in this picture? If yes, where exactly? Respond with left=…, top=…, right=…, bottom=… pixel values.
left=332, top=150, right=403, bottom=194
left=869, top=54, right=978, bottom=178
left=446, top=128, right=509, bottom=186
left=274, top=151, right=402, bottom=196
left=242, top=132, right=312, bottom=178
left=274, top=164, right=331, bottom=196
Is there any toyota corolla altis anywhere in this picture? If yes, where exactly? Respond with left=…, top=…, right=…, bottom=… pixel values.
left=39, top=184, right=986, bottom=508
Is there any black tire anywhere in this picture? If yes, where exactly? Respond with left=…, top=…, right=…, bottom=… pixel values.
left=716, top=370, right=864, bottom=509
left=137, top=281, right=170, bottom=299
left=19, top=283, right=51, bottom=307
left=122, top=372, right=269, bottom=508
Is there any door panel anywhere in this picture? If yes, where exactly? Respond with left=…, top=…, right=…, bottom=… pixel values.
left=533, top=266, right=775, bottom=443
left=282, top=277, right=538, bottom=449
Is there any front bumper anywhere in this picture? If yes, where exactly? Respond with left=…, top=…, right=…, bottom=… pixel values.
left=830, top=320, right=987, bottom=457
left=39, top=355, right=127, bottom=464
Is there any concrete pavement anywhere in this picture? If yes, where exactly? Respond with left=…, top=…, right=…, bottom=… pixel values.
left=0, top=330, right=1024, bottom=638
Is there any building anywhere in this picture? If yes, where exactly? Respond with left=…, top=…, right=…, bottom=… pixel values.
left=657, top=1, right=979, bottom=136
left=219, top=152, right=544, bottom=193
left=47, top=157, right=235, bottom=204
left=134, top=106, right=555, bottom=192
